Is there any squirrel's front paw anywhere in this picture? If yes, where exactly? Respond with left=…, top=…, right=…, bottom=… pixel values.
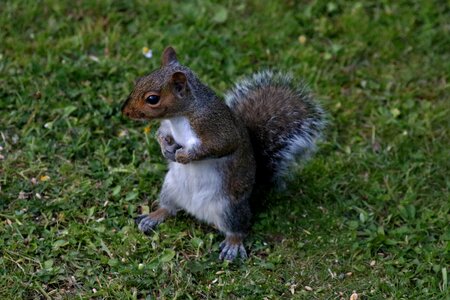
left=134, top=214, right=159, bottom=235
left=158, top=135, right=181, bottom=162
left=219, top=239, right=248, bottom=261
left=175, top=149, right=192, bottom=164
left=162, top=144, right=181, bottom=162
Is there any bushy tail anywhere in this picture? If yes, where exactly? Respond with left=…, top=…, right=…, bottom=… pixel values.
left=225, top=71, right=325, bottom=186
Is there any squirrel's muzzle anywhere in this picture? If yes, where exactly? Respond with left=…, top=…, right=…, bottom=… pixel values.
left=121, top=97, right=132, bottom=117
left=121, top=96, right=147, bottom=120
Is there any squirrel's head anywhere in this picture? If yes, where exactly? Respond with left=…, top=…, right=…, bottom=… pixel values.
left=121, top=46, right=193, bottom=120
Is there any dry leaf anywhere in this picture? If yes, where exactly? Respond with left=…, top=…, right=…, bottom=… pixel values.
left=298, top=35, right=307, bottom=45
left=40, top=175, right=50, bottom=182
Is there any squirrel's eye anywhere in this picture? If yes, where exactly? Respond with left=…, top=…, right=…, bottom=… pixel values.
left=145, top=95, right=160, bottom=105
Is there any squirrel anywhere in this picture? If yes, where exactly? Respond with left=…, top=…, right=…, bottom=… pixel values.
left=121, top=47, right=325, bottom=261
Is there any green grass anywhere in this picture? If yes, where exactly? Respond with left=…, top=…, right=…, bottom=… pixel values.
left=1, top=0, right=449, bottom=299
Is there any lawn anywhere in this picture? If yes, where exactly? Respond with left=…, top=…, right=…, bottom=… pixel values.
left=0, top=0, right=449, bottom=299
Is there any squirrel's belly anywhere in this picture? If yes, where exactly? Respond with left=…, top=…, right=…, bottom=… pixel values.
left=166, top=158, right=228, bottom=230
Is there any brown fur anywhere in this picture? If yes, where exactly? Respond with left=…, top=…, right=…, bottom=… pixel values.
left=122, top=47, right=325, bottom=261
left=121, top=70, right=183, bottom=120
left=224, top=234, right=244, bottom=245
left=122, top=47, right=255, bottom=206
left=148, top=207, right=170, bottom=222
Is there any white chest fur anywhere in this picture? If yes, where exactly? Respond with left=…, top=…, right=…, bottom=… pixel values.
left=161, top=117, right=228, bottom=231
left=164, top=117, right=200, bottom=149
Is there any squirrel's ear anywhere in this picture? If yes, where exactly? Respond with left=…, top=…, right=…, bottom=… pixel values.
left=161, top=46, right=179, bottom=66
left=171, top=72, right=188, bottom=97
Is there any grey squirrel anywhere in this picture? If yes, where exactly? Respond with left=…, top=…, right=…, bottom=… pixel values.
left=121, top=47, right=325, bottom=261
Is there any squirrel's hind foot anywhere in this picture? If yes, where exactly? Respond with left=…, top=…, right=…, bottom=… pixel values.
left=135, top=215, right=159, bottom=235
left=219, top=236, right=247, bottom=261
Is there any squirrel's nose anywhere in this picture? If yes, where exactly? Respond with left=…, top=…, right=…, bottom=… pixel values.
left=121, top=97, right=131, bottom=116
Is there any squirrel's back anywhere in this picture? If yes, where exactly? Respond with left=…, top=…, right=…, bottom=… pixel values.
left=225, top=71, right=325, bottom=186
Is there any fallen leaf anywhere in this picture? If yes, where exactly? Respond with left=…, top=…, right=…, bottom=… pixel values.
left=118, top=129, right=128, bottom=137
left=390, top=108, right=400, bottom=118
left=212, top=6, right=228, bottom=23
left=40, top=175, right=50, bottom=182
left=298, top=35, right=307, bottom=45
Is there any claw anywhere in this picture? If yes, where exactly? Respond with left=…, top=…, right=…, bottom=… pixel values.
left=219, top=240, right=227, bottom=251
left=219, top=239, right=247, bottom=261
left=239, top=244, right=247, bottom=259
left=134, top=214, right=159, bottom=235
left=134, top=215, right=148, bottom=225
